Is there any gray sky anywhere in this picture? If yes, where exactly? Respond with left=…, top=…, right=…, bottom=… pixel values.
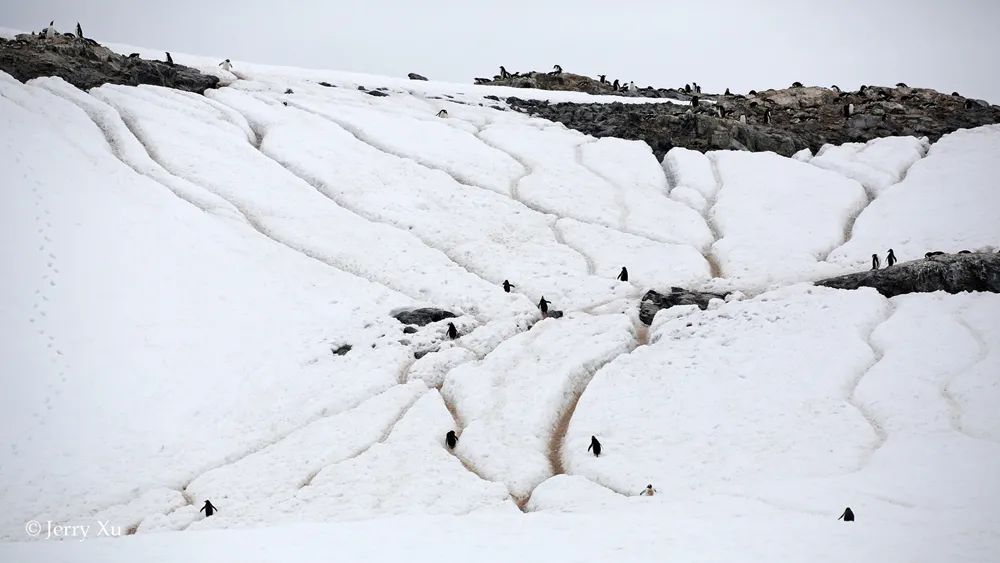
left=5, top=0, right=999, bottom=102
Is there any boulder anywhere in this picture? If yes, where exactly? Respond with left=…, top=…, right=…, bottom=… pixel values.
left=639, top=288, right=727, bottom=325
left=0, top=33, right=218, bottom=93
left=816, top=252, right=1000, bottom=297
left=392, top=308, right=457, bottom=326
left=407, top=72, right=428, bottom=81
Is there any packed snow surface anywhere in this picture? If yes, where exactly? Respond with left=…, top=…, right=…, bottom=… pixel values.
left=2, top=32, right=999, bottom=562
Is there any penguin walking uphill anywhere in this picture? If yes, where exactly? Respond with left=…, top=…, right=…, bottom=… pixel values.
left=502, top=280, right=515, bottom=293
left=838, top=507, right=855, bottom=522
left=538, top=296, right=551, bottom=315
left=617, top=266, right=629, bottom=282
left=588, top=435, right=602, bottom=457
left=445, top=430, right=458, bottom=449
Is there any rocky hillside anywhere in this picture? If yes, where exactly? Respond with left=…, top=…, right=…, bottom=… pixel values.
left=500, top=77, right=1000, bottom=158
left=816, top=252, right=1000, bottom=297
left=0, top=31, right=218, bottom=93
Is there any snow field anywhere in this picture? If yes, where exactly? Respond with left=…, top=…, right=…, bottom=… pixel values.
left=810, top=135, right=929, bottom=197
left=442, top=314, right=637, bottom=499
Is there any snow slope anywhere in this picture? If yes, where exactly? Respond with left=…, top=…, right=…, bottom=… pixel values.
left=2, top=31, right=1000, bottom=562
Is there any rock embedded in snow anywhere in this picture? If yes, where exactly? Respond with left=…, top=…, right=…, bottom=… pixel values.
left=0, top=33, right=218, bottom=93
left=638, top=288, right=726, bottom=325
left=407, top=73, right=428, bottom=81
left=816, top=252, right=1000, bottom=297
left=392, top=308, right=457, bottom=326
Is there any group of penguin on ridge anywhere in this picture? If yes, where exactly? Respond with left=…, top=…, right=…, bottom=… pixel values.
left=497, top=65, right=642, bottom=95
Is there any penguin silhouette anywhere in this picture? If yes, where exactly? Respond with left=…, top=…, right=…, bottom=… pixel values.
left=165, top=52, right=174, bottom=65
left=617, top=267, right=629, bottom=282
left=871, top=253, right=880, bottom=270
left=886, top=249, right=897, bottom=267
left=446, top=322, right=458, bottom=340
left=502, top=280, right=515, bottom=293
left=445, top=430, right=458, bottom=449
left=538, top=297, right=550, bottom=315
left=200, top=500, right=218, bottom=517
left=838, top=507, right=854, bottom=521
left=588, top=435, right=602, bottom=457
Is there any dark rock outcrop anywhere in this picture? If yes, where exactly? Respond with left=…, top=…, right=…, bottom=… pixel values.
left=392, top=308, right=456, bottom=326
left=504, top=84, right=1000, bottom=159
left=331, top=344, right=352, bottom=356
left=407, top=73, right=428, bottom=81
left=816, top=252, right=1000, bottom=297
left=639, top=288, right=726, bottom=325
left=0, top=32, right=219, bottom=93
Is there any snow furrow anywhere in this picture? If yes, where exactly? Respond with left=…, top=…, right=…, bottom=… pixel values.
left=846, top=301, right=895, bottom=471
left=701, top=153, right=726, bottom=278
left=574, top=141, right=630, bottom=231
left=944, top=316, right=998, bottom=444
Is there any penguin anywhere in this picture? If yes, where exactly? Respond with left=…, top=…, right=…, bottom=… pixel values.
left=896, top=82, right=908, bottom=88
left=538, top=297, right=550, bottom=315
left=44, top=21, right=56, bottom=39
left=859, top=85, right=868, bottom=93
left=871, top=253, right=880, bottom=270
left=764, top=109, right=772, bottom=124
left=617, top=266, right=629, bottom=282
left=446, top=322, right=459, bottom=340
left=200, top=500, right=218, bottom=517
left=792, top=81, right=803, bottom=88
left=436, top=109, right=448, bottom=118
left=445, top=430, right=458, bottom=449
left=843, top=103, right=853, bottom=117
left=502, top=280, right=515, bottom=293
left=75, top=22, right=83, bottom=40
left=717, top=106, right=726, bottom=118
left=691, top=95, right=700, bottom=107
left=838, top=507, right=855, bottom=521
left=724, top=88, right=731, bottom=96
left=612, top=79, right=620, bottom=90
left=219, top=58, right=233, bottom=72
left=499, top=66, right=511, bottom=79
left=640, top=484, right=656, bottom=496
left=550, top=64, right=563, bottom=76
left=628, top=81, right=637, bottom=94
left=694, top=82, right=701, bottom=93
left=748, top=90, right=757, bottom=96
left=284, top=88, right=294, bottom=94
left=588, top=435, right=602, bottom=457
left=165, top=52, right=174, bottom=66
left=684, top=83, right=691, bottom=93
left=598, top=74, right=606, bottom=83
left=886, top=249, right=896, bottom=267
left=831, top=85, right=841, bottom=92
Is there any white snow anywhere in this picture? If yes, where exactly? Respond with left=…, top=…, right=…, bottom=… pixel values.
left=3, top=29, right=1000, bottom=562
left=828, top=125, right=1000, bottom=267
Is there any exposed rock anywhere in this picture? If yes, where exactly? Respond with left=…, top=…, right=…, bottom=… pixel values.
left=392, top=308, right=456, bottom=326
left=331, top=344, right=352, bottom=356
left=402, top=326, right=418, bottom=334
left=639, top=288, right=726, bottom=325
left=816, top=252, right=1000, bottom=297
left=407, top=72, right=428, bottom=81
left=0, top=32, right=218, bottom=93
left=544, top=310, right=564, bottom=319
left=505, top=84, right=1000, bottom=159
left=366, top=90, right=389, bottom=97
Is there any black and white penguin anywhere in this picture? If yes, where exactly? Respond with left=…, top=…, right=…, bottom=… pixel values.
left=550, top=64, right=563, bottom=76
left=612, top=79, right=620, bottom=90
left=165, top=52, right=174, bottom=66
left=200, top=500, right=218, bottom=517
left=764, top=109, right=772, bottom=124
left=640, top=484, right=656, bottom=496
left=886, top=249, right=897, bottom=267
left=75, top=22, right=83, bottom=39
left=598, top=74, right=606, bottom=84
left=446, top=322, right=459, bottom=340
left=871, top=253, right=880, bottom=270
left=588, top=435, right=602, bottom=457
left=617, top=267, right=629, bottom=282
left=838, top=507, right=855, bottom=521
left=724, top=88, right=731, bottom=96
left=691, top=95, right=700, bottom=107
left=219, top=58, right=233, bottom=72
left=502, top=280, right=515, bottom=293
left=628, top=81, right=637, bottom=94
left=538, top=297, right=550, bottom=315
left=445, top=430, right=458, bottom=449
left=831, top=85, right=841, bottom=92
left=843, top=103, right=854, bottom=117
left=436, top=109, right=448, bottom=118
left=500, top=66, right=511, bottom=79
left=44, top=21, right=56, bottom=39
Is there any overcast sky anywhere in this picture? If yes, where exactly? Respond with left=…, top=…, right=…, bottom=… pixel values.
left=5, top=0, right=999, bottom=102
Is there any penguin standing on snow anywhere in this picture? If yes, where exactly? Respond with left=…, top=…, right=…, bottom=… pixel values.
left=838, top=507, right=855, bottom=521
left=200, top=500, right=218, bottom=517
left=446, top=322, right=459, bottom=340
left=588, top=435, right=602, bottom=457
left=436, top=109, right=448, bottom=118
left=445, top=430, right=458, bottom=449
left=617, top=267, right=629, bottom=282
left=538, top=297, right=550, bottom=315
left=502, top=280, right=515, bottom=293
left=871, top=253, right=880, bottom=270
left=640, top=484, right=656, bottom=496
left=886, top=249, right=897, bottom=267
left=219, top=58, right=233, bottom=72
